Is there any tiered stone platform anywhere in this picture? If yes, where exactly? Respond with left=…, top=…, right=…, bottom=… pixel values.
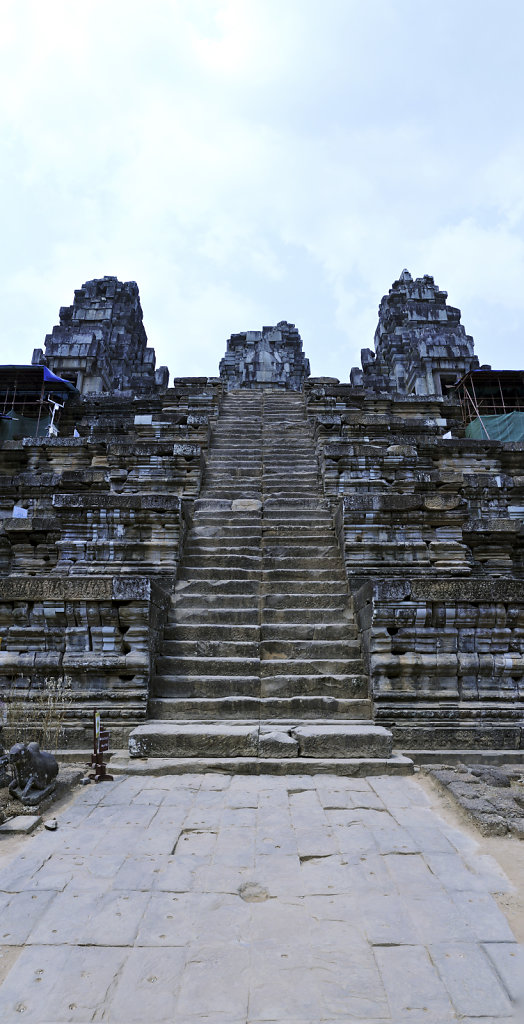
left=1, top=272, right=523, bottom=764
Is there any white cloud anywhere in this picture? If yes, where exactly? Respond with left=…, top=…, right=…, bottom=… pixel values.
left=424, top=220, right=524, bottom=309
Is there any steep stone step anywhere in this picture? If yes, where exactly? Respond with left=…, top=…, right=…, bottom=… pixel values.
left=157, top=656, right=261, bottom=677
left=168, top=623, right=259, bottom=641
left=211, top=435, right=261, bottom=444
left=190, top=527, right=263, bottom=538
left=149, top=696, right=372, bottom=719
left=173, top=586, right=259, bottom=603
left=261, top=546, right=341, bottom=560
left=173, top=580, right=259, bottom=597
left=206, top=466, right=261, bottom=474
left=262, top=513, right=333, bottom=524
left=190, top=518, right=258, bottom=530
left=210, top=458, right=314, bottom=466
left=115, top=754, right=414, bottom=777
left=184, top=546, right=342, bottom=563
left=179, top=567, right=261, bottom=581
left=204, top=477, right=262, bottom=487
left=129, top=720, right=392, bottom=759
left=203, top=469, right=262, bottom=478
left=183, top=546, right=261, bottom=559
left=260, top=657, right=363, bottom=676
left=200, top=489, right=263, bottom=500
left=263, top=475, right=319, bottom=484
left=259, top=674, right=367, bottom=698
left=260, top=639, right=360, bottom=659
left=262, top=532, right=337, bottom=543
left=206, top=456, right=262, bottom=463
left=172, top=608, right=258, bottom=625
left=154, top=675, right=261, bottom=697
left=185, top=538, right=262, bottom=551
left=261, top=623, right=358, bottom=641
left=262, top=609, right=353, bottom=625
left=262, top=568, right=347, bottom=582
left=263, top=490, right=322, bottom=499
left=182, top=554, right=262, bottom=569
left=263, top=592, right=349, bottom=607
left=203, top=470, right=261, bottom=477
left=132, top=385, right=410, bottom=775
left=264, top=557, right=344, bottom=571
left=193, top=504, right=262, bottom=516
left=163, top=639, right=259, bottom=658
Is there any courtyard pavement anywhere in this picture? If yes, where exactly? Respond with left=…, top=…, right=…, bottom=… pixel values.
left=0, top=771, right=522, bottom=1023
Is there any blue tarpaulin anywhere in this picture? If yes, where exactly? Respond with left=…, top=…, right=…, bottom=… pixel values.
left=33, top=366, right=78, bottom=392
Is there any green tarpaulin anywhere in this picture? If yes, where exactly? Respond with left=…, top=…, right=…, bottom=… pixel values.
left=0, top=413, right=51, bottom=441
left=466, top=411, right=524, bottom=442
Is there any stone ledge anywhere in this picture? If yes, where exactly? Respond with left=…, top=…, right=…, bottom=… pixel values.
left=110, top=753, right=413, bottom=776
left=407, top=749, right=524, bottom=765
left=0, top=815, right=42, bottom=834
left=53, top=493, right=182, bottom=511
left=0, top=575, right=168, bottom=602
left=354, top=577, right=524, bottom=603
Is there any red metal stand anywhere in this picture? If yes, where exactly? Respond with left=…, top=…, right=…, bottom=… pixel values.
left=89, top=710, right=113, bottom=783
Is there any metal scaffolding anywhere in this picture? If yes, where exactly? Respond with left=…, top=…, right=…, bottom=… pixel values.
left=452, top=369, right=524, bottom=440
left=0, top=365, right=78, bottom=440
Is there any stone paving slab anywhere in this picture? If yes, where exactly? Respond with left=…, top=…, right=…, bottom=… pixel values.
left=0, top=773, right=521, bottom=1022
left=0, top=816, right=42, bottom=835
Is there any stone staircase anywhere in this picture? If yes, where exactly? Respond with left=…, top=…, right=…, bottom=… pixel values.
left=127, top=389, right=411, bottom=774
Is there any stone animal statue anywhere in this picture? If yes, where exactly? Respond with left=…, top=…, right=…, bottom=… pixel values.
left=9, top=741, right=59, bottom=805
left=0, top=740, right=10, bottom=788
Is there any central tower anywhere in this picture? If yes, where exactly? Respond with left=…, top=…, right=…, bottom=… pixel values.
left=219, top=320, right=310, bottom=390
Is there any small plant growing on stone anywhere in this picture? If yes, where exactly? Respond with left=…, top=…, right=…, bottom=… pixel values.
left=2, top=676, right=73, bottom=752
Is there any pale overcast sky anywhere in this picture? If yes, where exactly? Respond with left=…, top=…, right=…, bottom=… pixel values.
left=1, top=0, right=523, bottom=379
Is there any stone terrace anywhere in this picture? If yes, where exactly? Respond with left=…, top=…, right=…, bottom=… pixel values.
left=0, top=772, right=521, bottom=1022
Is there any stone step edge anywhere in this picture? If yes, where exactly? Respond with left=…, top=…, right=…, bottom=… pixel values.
left=109, top=753, right=413, bottom=776
left=406, top=749, right=524, bottom=765
left=137, top=716, right=375, bottom=726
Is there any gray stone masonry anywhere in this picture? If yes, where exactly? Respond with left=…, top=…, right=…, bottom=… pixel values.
left=129, top=389, right=410, bottom=772
left=0, top=772, right=520, bottom=1022
left=306, top=378, right=524, bottom=750
left=350, top=269, right=480, bottom=395
left=32, top=276, right=169, bottom=394
left=220, top=322, right=310, bottom=391
left=0, top=379, right=224, bottom=747
left=1, top=271, right=523, bottom=759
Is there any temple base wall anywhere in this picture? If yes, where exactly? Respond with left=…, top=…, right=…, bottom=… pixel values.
left=353, top=578, right=524, bottom=749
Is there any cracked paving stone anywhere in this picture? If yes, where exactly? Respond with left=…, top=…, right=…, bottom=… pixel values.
left=0, top=772, right=520, bottom=1022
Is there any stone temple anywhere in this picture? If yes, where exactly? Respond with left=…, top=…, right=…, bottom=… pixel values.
left=1, top=270, right=523, bottom=772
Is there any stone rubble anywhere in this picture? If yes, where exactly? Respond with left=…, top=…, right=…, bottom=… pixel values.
left=426, top=763, right=524, bottom=837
